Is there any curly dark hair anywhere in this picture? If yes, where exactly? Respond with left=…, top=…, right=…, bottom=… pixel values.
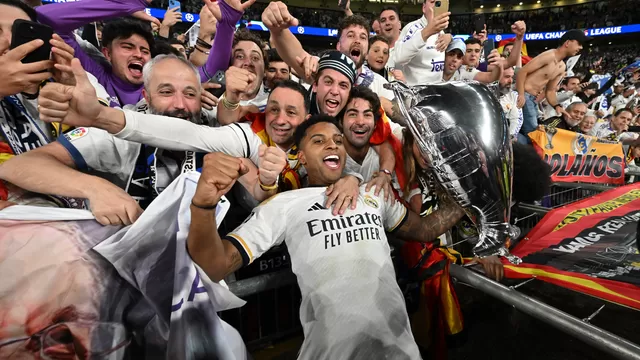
left=337, top=86, right=382, bottom=127
left=337, top=15, right=371, bottom=40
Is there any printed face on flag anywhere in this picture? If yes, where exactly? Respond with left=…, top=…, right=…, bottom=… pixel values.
left=0, top=220, right=123, bottom=358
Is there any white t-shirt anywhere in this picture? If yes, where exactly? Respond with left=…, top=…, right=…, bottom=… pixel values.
left=391, top=15, right=445, bottom=86
left=441, top=65, right=479, bottom=83
left=357, top=65, right=396, bottom=101
left=225, top=186, right=420, bottom=359
left=590, top=121, right=639, bottom=142
left=58, top=126, right=141, bottom=189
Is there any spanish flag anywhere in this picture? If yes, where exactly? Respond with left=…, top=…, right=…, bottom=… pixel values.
left=498, top=38, right=532, bottom=65
left=401, top=242, right=465, bottom=359
left=369, top=108, right=407, bottom=192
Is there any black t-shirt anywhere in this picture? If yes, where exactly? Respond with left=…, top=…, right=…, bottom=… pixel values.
left=542, top=116, right=582, bottom=133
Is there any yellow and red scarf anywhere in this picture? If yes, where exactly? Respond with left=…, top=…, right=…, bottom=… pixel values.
left=246, top=113, right=303, bottom=191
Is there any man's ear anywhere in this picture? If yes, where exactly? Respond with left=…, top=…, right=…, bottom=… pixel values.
left=298, top=150, right=307, bottom=165
left=142, top=88, right=150, bottom=104
left=101, top=46, right=111, bottom=62
left=305, top=113, right=312, bottom=120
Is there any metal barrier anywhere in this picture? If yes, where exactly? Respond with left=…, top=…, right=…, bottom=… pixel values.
left=222, top=272, right=301, bottom=352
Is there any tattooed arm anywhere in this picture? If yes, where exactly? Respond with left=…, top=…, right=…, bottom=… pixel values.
left=387, top=101, right=407, bottom=125
left=395, top=194, right=466, bottom=243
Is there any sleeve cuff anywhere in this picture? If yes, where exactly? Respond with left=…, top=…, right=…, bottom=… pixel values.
left=224, top=234, right=252, bottom=266
left=57, top=133, right=88, bottom=170
left=387, top=206, right=409, bottom=233
left=113, top=109, right=135, bottom=139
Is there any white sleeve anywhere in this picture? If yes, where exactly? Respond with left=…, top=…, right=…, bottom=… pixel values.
left=392, top=23, right=427, bottom=67
left=115, top=110, right=262, bottom=165
left=224, top=194, right=289, bottom=266
left=57, top=127, right=137, bottom=174
left=377, top=190, right=409, bottom=232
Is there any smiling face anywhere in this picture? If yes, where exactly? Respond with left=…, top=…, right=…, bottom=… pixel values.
left=264, top=87, right=307, bottom=149
left=298, top=121, right=346, bottom=185
left=337, top=25, right=369, bottom=69
left=378, top=9, right=401, bottom=42
left=313, top=69, right=352, bottom=117
left=579, top=116, right=596, bottom=133
left=231, top=40, right=265, bottom=94
left=342, top=97, right=376, bottom=149
left=102, top=34, right=151, bottom=85
left=366, top=40, right=389, bottom=72
left=143, top=57, right=201, bottom=123
left=265, top=61, right=290, bottom=90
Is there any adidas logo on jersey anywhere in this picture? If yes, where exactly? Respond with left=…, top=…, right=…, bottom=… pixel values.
left=307, top=202, right=326, bottom=211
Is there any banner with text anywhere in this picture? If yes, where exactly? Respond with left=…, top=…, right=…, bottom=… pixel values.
left=529, top=128, right=625, bottom=185
left=505, top=183, right=640, bottom=310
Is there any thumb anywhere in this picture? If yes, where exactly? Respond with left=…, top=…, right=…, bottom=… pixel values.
left=295, top=55, right=304, bottom=66
left=239, top=161, right=250, bottom=176
left=289, top=17, right=299, bottom=27
left=70, top=58, right=91, bottom=87
left=259, top=144, right=267, bottom=158
left=9, top=39, right=45, bottom=61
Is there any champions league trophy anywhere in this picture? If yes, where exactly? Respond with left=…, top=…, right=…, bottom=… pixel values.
left=387, top=81, right=521, bottom=264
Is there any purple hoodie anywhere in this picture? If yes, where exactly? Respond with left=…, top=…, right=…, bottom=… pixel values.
left=36, top=0, right=241, bottom=107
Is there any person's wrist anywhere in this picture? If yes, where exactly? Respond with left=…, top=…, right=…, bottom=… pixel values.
left=96, top=107, right=126, bottom=134
left=192, top=190, right=219, bottom=209
left=223, top=91, right=241, bottom=105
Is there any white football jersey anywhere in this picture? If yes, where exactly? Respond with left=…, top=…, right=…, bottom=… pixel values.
left=225, top=185, right=421, bottom=359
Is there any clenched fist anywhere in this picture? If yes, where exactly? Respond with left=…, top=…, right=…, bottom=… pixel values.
left=224, top=67, right=257, bottom=103
left=258, top=144, right=286, bottom=187
left=511, top=20, right=526, bottom=40
left=193, top=153, right=249, bottom=207
left=261, top=1, right=298, bottom=32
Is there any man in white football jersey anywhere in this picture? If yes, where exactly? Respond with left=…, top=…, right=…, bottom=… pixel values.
left=187, top=115, right=465, bottom=359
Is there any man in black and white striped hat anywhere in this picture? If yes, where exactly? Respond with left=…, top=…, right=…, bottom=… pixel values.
left=308, top=50, right=358, bottom=117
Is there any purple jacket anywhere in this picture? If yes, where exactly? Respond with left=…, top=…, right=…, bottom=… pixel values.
left=37, top=0, right=241, bottom=107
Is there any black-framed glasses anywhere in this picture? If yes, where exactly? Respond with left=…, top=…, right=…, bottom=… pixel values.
left=0, top=321, right=130, bottom=359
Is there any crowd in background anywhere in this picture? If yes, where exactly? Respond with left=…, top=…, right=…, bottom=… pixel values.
left=151, top=0, right=640, bottom=35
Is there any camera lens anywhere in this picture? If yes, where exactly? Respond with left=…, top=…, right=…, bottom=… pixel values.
left=435, top=1, right=441, bottom=6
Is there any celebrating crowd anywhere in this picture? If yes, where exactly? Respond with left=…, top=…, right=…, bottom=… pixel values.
left=0, top=0, right=638, bottom=358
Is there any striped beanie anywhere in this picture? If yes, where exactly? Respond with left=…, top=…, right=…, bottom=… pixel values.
left=317, top=51, right=358, bottom=85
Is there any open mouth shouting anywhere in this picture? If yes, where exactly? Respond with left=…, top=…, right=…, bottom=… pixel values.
left=128, top=60, right=144, bottom=78
left=323, top=154, right=341, bottom=170
left=349, top=47, right=362, bottom=62
left=324, top=99, right=341, bottom=114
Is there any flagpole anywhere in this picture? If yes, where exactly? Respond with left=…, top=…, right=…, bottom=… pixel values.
left=449, top=264, right=640, bottom=360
